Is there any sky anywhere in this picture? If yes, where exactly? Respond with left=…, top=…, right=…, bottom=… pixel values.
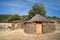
left=0, top=0, right=60, bottom=18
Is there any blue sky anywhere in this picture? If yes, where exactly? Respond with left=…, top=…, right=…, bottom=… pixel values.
left=0, top=0, right=60, bottom=18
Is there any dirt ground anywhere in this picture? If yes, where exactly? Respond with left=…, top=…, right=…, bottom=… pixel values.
left=0, top=26, right=60, bottom=40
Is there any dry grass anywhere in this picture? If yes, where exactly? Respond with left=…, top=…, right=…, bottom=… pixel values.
left=0, top=29, right=35, bottom=40
left=0, top=27, right=60, bottom=40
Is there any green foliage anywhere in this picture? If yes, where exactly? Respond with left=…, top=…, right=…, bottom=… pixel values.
left=0, top=14, right=11, bottom=23
left=51, top=16, right=60, bottom=21
left=47, top=16, right=60, bottom=21
left=28, top=3, right=46, bottom=19
left=8, top=14, right=21, bottom=22
left=22, top=15, right=28, bottom=21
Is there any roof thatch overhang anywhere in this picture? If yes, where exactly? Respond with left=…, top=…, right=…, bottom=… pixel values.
left=12, top=20, right=23, bottom=23
left=25, top=14, right=55, bottom=23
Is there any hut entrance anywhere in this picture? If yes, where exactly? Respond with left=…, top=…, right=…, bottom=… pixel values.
left=15, top=23, right=20, bottom=29
left=15, top=23, right=18, bottom=28
left=36, top=22, right=42, bottom=35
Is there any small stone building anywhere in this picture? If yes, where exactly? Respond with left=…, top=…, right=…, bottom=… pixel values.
left=11, top=20, right=24, bottom=30
left=24, top=14, right=56, bottom=35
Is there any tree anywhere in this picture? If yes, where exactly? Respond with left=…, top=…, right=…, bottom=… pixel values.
left=28, top=3, right=46, bottom=19
left=22, top=15, right=28, bottom=21
left=0, top=14, right=11, bottom=23
left=8, top=14, right=21, bottom=22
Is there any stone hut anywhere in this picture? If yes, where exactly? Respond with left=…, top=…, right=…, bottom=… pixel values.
left=11, top=20, right=24, bottom=30
left=24, top=14, right=56, bottom=35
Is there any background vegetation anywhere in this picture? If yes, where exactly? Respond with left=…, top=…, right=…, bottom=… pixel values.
left=0, top=3, right=60, bottom=23
left=7, top=14, right=21, bottom=22
left=28, top=3, right=46, bottom=19
left=0, top=14, right=11, bottom=23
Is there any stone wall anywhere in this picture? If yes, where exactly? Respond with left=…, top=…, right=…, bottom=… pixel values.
left=23, top=22, right=56, bottom=35
left=0, top=23, right=24, bottom=30
left=0, top=23, right=12, bottom=30
left=11, top=23, right=24, bottom=30
left=0, top=22, right=56, bottom=34
left=42, top=22, right=56, bottom=33
left=55, top=22, right=60, bottom=31
left=24, top=22, right=36, bottom=35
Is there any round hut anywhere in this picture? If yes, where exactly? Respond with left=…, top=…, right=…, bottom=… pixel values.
left=24, top=14, right=56, bottom=35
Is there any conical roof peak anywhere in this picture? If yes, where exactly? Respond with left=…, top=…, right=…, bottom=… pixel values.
left=29, top=14, right=49, bottom=22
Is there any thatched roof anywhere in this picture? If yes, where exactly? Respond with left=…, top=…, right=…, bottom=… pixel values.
left=12, top=20, right=23, bottom=23
left=26, top=14, right=54, bottom=23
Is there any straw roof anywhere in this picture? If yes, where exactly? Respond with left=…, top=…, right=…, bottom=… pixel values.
left=27, top=14, right=54, bottom=22
left=12, top=20, right=23, bottom=23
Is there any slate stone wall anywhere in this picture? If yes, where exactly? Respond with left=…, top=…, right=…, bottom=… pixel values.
left=42, top=22, right=56, bottom=33
left=24, top=22, right=36, bottom=35
left=0, top=23, right=12, bottom=30
left=55, top=22, right=60, bottom=31
left=0, top=22, right=56, bottom=34
left=23, top=22, right=56, bottom=35
left=11, top=23, right=23, bottom=30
